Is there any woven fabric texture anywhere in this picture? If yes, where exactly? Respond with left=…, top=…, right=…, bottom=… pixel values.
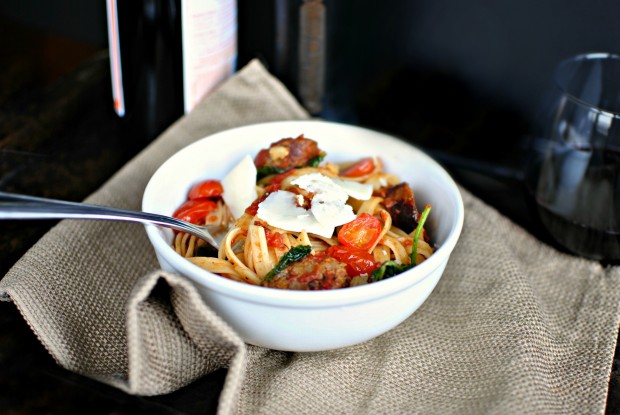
left=1, top=59, right=619, bottom=415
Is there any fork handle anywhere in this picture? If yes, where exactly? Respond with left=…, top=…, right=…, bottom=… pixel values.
left=0, top=191, right=219, bottom=247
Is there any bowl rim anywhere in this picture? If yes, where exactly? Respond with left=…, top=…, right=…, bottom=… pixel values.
left=143, top=120, right=464, bottom=308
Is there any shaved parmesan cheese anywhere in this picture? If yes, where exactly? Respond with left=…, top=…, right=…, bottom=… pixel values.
left=257, top=191, right=333, bottom=238
left=292, top=173, right=372, bottom=201
left=311, top=192, right=356, bottom=228
left=256, top=172, right=369, bottom=238
left=221, top=155, right=258, bottom=219
left=292, top=173, right=348, bottom=202
left=332, top=178, right=373, bottom=200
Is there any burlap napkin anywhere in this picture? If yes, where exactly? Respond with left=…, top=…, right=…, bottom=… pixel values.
left=2, top=59, right=620, bottom=415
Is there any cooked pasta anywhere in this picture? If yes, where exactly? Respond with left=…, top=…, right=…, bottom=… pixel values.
left=171, top=135, right=434, bottom=290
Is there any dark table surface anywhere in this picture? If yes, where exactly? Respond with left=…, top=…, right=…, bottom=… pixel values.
left=1, top=20, right=618, bottom=414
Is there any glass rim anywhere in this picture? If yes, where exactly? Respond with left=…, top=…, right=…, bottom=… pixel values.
left=553, top=52, right=620, bottom=118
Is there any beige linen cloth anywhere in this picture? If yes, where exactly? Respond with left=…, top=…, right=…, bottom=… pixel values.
left=2, top=59, right=620, bottom=415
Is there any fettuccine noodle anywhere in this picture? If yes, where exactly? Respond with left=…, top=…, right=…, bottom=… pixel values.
left=172, top=151, right=434, bottom=289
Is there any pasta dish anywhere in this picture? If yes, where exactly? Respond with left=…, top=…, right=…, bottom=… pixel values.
left=171, top=135, right=433, bottom=290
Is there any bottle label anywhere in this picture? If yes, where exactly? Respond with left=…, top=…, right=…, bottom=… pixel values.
left=181, top=0, right=238, bottom=113
left=106, top=0, right=125, bottom=117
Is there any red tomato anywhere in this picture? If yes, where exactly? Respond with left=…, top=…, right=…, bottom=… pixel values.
left=188, top=180, right=223, bottom=200
left=264, top=228, right=285, bottom=248
left=326, top=245, right=378, bottom=276
left=173, top=199, right=218, bottom=224
left=337, top=213, right=382, bottom=250
left=340, top=158, right=375, bottom=178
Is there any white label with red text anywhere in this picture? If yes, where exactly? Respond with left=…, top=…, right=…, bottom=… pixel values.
left=181, top=0, right=237, bottom=113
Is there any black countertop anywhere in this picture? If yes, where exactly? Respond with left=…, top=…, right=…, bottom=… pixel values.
left=0, top=21, right=618, bottom=415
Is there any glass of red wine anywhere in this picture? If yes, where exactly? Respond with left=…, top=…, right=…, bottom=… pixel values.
left=528, top=53, right=620, bottom=262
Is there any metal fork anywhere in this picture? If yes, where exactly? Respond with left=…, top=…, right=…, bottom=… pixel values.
left=0, top=191, right=222, bottom=248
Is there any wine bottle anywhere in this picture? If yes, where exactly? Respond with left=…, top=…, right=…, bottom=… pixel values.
left=105, top=0, right=237, bottom=142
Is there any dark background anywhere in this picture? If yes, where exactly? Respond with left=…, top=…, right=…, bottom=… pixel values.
left=3, top=0, right=620, bottom=131
left=4, top=0, right=620, bottom=171
left=0, top=0, right=620, bottom=129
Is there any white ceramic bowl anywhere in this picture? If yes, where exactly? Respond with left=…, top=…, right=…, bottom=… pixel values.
left=143, top=120, right=464, bottom=352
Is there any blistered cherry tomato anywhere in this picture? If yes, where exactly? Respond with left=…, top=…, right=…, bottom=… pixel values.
left=188, top=180, right=223, bottom=200
left=173, top=199, right=218, bottom=224
left=340, top=158, right=375, bottom=178
left=337, top=213, right=382, bottom=250
left=326, top=245, right=378, bottom=276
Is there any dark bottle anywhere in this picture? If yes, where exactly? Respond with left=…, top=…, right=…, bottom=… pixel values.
left=106, top=0, right=237, bottom=143
left=236, top=0, right=326, bottom=115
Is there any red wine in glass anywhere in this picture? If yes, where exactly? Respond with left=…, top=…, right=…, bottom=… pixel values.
left=529, top=53, right=620, bottom=262
left=536, top=205, right=620, bottom=261
left=534, top=144, right=620, bottom=261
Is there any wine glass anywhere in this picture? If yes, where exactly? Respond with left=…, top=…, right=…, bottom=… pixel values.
left=527, top=53, right=620, bottom=262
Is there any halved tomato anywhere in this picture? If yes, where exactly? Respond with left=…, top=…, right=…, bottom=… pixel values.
left=173, top=199, right=218, bottom=224
left=340, top=158, right=375, bottom=178
left=326, top=245, right=378, bottom=276
left=188, top=179, right=223, bottom=200
left=337, top=213, right=382, bottom=250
